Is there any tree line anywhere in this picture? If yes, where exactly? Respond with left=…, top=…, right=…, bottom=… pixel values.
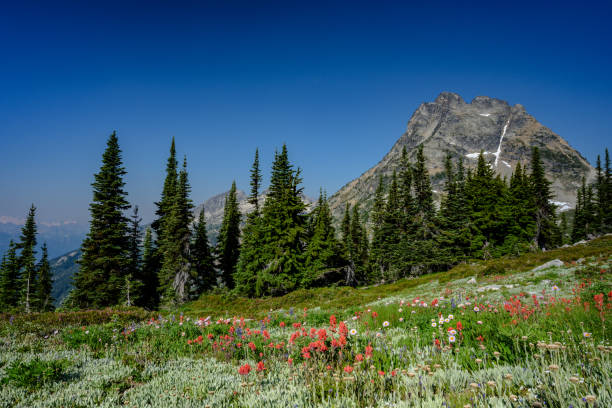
left=8, top=131, right=607, bottom=309
left=0, top=205, right=54, bottom=312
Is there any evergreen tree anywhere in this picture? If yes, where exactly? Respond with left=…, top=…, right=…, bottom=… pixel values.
left=158, top=157, right=194, bottom=303
left=235, top=150, right=266, bottom=296
left=140, top=227, right=159, bottom=308
left=125, top=206, right=143, bottom=306
left=559, top=212, right=570, bottom=245
left=249, top=148, right=262, bottom=213
left=348, top=204, right=369, bottom=284
left=74, top=132, right=131, bottom=308
left=504, top=162, right=536, bottom=254
left=152, top=137, right=178, bottom=240
left=254, top=145, right=307, bottom=296
left=409, top=145, right=439, bottom=273
left=192, top=210, right=215, bottom=291
left=604, top=149, right=612, bottom=232
left=380, top=171, right=402, bottom=281
left=216, top=181, right=241, bottom=289
left=341, top=203, right=351, bottom=251
left=18, top=204, right=38, bottom=312
left=302, top=191, right=343, bottom=287
left=529, top=147, right=560, bottom=249
left=571, top=178, right=587, bottom=242
left=0, top=241, right=19, bottom=308
left=369, top=174, right=387, bottom=282
left=36, top=243, right=54, bottom=311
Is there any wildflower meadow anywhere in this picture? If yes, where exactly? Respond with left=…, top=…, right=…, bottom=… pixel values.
left=1, top=238, right=610, bottom=407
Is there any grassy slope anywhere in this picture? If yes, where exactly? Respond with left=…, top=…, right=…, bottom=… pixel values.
left=182, top=235, right=612, bottom=318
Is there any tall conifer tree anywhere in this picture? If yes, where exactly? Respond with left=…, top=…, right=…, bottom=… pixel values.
left=140, top=227, right=159, bottom=308
left=529, top=147, right=560, bottom=249
left=74, top=132, right=131, bottom=308
left=0, top=241, right=19, bottom=308
left=36, top=243, right=54, bottom=311
left=17, top=205, right=37, bottom=312
left=192, top=210, right=215, bottom=291
left=217, top=181, right=241, bottom=289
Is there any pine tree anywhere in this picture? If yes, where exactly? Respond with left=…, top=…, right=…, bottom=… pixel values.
left=529, top=147, right=560, bottom=249
left=594, top=155, right=606, bottom=234
left=18, top=204, right=38, bottom=312
left=192, top=210, right=215, bottom=291
left=158, top=156, right=194, bottom=303
left=36, top=243, right=54, bottom=311
left=74, top=132, right=131, bottom=308
left=253, top=145, right=307, bottom=296
left=571, top=178, right=587, bottom=242
left=302, top=191, right=343, bottom=287
left=559, top=212, right=570, bottom=245
left=140, top=227, right=159, bottom=308
left=216, top=181, right=241, bottom=290
left=0, top=241, right=20, bottom=308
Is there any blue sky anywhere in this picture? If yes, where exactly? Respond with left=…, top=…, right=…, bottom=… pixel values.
left=1, top=1, right=611, bottom=224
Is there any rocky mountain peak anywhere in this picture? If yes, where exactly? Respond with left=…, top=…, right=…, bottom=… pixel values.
left=329, top=92, right=594, bottom=222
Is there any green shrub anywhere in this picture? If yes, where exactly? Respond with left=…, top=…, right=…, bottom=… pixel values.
left=1, top=357, right=69, bottom=389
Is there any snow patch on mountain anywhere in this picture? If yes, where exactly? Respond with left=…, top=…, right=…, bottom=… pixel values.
left=550, top=200, right=572, bottom=212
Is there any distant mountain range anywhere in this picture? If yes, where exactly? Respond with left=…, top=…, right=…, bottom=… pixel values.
left=43, top=92, right=595, bottom=306
left=0, top=218, right=87, bottom=259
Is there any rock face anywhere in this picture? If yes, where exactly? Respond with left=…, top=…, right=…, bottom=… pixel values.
left=328, top=92, right=594, bottom=221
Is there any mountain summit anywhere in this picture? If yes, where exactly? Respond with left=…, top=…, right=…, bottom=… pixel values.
left=329, top=92, right=594, bottom=219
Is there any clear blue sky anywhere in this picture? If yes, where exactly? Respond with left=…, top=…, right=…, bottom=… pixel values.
left=1, top=0, right=611, bottom=224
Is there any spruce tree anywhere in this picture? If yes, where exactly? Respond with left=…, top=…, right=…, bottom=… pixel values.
left=341, top=203, right=351, bottom=251
left=0, top=241, right=19, bottom=308
left=249, top=148, right=262, bottom=212
left=349, top=204, right=369, bottom=284
left=604, top=148, right=612, bottom=232
left=74, top=132, right=131, bottom=308
left=529, top=147, right=560, bottom=249
left=36, top=243, right=54, bottom=311
left=158, top=157, right=194, bottom=303
left=140, top=227, right=159, bottom=308
left=254, top=145, right=307, bottom=296
left=192, top=210, right=215, bottom=291
left=18, top=204, right=38, bottom=312
left=235, top=150, right=266, bottom=296
left=369, top=174, right=386, bottom=282
left=302, top=191, right=343, bottom=287
left=380, top=171, right=402, bottom=281
left=216, top=181, right=241, bottom=289
left=125, top=206, right=143, bottom=306
left=152, top=137, right=178, bottom=240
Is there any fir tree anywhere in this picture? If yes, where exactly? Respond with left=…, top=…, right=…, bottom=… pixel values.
left=369, top=174, right=387, bottom=282
left=74, top=132, right=131, bottom=308
left=125, top=206, right=143, bottom=306
left=559, top=212, right=570, bottom=245
left=529, top=147, right=560, bottom=249
left=192, top=210, right=215, bottom=291
left=254, top=145, right=307, bottom=296
left=380, top=171, right=402, bottom=281
left=348, top=204, right=369, bottom=284
left=341, top=204, right=351, bottom=251
left=302, top=191, right=343, bottom=287
left=140, top=227, right=159, bottom=308
left=158, top=157, right=194, bottom=303
left=249, top=148, right=262, bottom=213
left=152, top=137, right=178, bottom=240
left=18, top=204, right=38, bottom=312
left=0, top=241, right=19, bottom=308
left=36, top=243, right=54, bottom=311
left=604, top=148, right=612, bottom=232
left=235, top=150, right=266, bottom=297
left=216, top=181, right=241, bottom=290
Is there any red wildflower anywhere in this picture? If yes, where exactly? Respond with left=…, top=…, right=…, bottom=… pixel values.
left=248, top=342, right=256, bottom=351
left=378, top=370, right=385, bottom=376
left=280, top=322, right=286, bottom=328
left=456, top=321, right=463, bottom=331
left=256, top=361, right=265, bottom=372
left=338, top=321, right=348, bottom=337
left=287, top=358, right=293, bottom=365
left=355, top=354, right=364, bottom=362
left=239, top=364, right=251, bottom=375
left=329, top=314, right=337, bottom=329
left=365, top=344, right=373, bottom=358
left=344, top=365, right=354, bottom=374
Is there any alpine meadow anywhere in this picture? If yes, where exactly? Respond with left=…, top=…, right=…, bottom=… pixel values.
left=1, top=2, right=611, bottom=407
